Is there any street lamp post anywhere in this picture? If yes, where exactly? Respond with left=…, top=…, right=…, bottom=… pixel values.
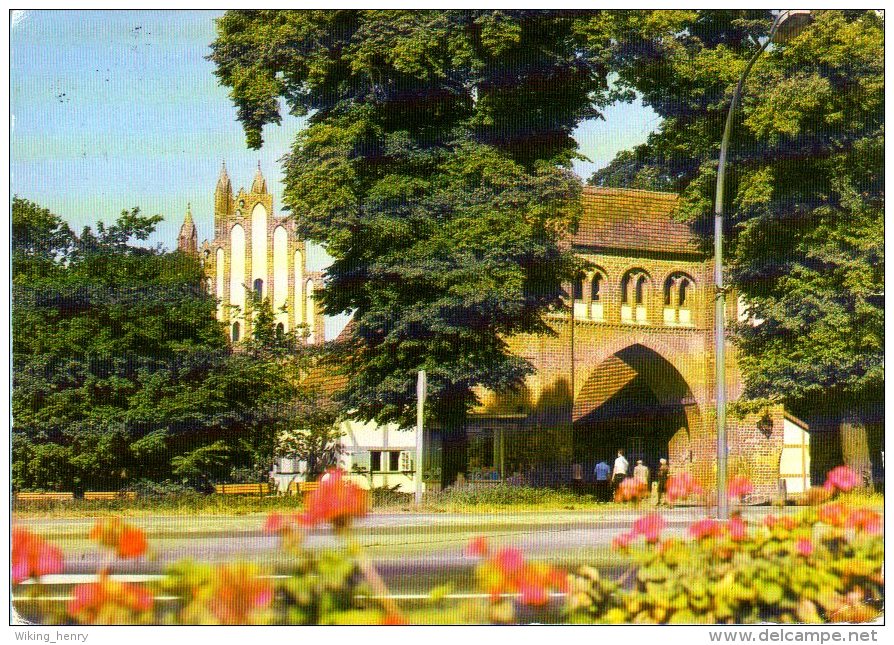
left=714, top=10, right=811, bottom=520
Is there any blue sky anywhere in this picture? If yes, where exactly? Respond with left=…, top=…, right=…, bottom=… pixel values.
left=10, top=10, right=658, bottom=335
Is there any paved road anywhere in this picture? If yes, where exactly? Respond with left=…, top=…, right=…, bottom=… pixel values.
left=17, top=507, right=796, bottom=575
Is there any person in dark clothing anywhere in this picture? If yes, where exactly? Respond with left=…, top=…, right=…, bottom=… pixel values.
left=656, top=458, right=670, bottom=506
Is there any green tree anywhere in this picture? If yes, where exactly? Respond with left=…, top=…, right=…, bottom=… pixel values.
left=591, top=11, right=883, bottom=472
left=210, top=10, right=614, bottom=482
left=11, top=199, right=306, bottom=491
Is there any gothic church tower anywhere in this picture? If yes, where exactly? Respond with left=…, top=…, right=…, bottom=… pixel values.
left=179, top=162, right=325, bottom=344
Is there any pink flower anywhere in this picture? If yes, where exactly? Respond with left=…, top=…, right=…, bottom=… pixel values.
left=466, top=536, right=489, bottom=557
left=632, top=513, right=666, bottom=543
left=728, top=516, right=747, bottom=541
left=846, top=509, right=881, bottom=534
left=11, top=528, right=64, bottom=584
left=519, top=581, right=549, bottom=606
left=300, top=469, right=369, bottom=529
left=493, top=548, right=525, bottom=576
left=823, top=466, right=861, bottom=493
left=474, top=545, right=566, bottom=607
left=728, top=476, right=754, bottom=500
left=68, top=573, right=153, bottom=624
left=612, top=532, right=635, bottom=550
left=666, top=472, right=703, bottom=503
left=689, top=518, right=725, bottom=540
left=796, top=538, right=814, bottom=557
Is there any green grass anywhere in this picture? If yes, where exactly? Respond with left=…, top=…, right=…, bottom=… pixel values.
left=13, top=484, right=611, bottom=518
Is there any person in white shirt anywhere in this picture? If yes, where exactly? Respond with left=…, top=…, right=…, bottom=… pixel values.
left=611, top=450, right=629, bottom=498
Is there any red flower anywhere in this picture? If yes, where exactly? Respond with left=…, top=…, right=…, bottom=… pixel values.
left=89, top=519, right=148, bottom=559
left=727, top=516, right=747, bottom=541
left=632, top=513, right=666, bottom=543
left=11, top=528, right=64, bottom=584
left=845, top=508, right=881, bottom=534
left=796, top=538, right=814, bottom=557
left=381, top=613, right=409, bottom=625
left=764, top=514, right=798, bottom=531
left=823, top=466, right=861, bottom=493
left=689, top=518, right=725, bottom=540
left=68, top=573, right=153, bottom=624
left=466, top=536, right=489, bottom=557
left=817, top=502, right=849, bottom=528
left=474, top=544, right=566, bottom=607
left=300, top=469, right=369, bottom=529
left=493, top=548, right=525, bottom=576
left=728, top=476, right=754, bottom=500
left=612, top=532, right=635, bottom=550
left=615, top=477, right=649, bottom=503
left=666, top=472, right=703, bottom=503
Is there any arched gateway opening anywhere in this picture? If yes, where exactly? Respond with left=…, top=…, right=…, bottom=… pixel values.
left=573, top=344, right=700, bottom=479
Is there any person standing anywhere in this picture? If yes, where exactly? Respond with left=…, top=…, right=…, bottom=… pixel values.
left=656, top=458, right=670, bottom=506
left=634, top=459, right=650, bottom=487
left=594, top=460, right=611, bottom=502
left=611, top=450, right=629, bottom=499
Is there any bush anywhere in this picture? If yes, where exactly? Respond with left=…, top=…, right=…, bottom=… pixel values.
left=432, top=484, right=586, bottom=508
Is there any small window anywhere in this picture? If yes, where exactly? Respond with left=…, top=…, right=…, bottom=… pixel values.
left=253, top=278, right=264, bottom=299
left=371, top=450, right=402, bottom=472
left=275, top=322, right=285, bottom=338
left=591, top=275, right=601, bottom=302
left=572, top=278, right=584, bottom=301
left=635, top=276, right=646, bottom=305
left=679, top=279, right=689, bottom=307
left=231, top=321, right=240, bottom=342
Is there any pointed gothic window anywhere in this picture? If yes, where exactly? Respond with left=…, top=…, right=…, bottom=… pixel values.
left=232, top=322, right=241, bottom=342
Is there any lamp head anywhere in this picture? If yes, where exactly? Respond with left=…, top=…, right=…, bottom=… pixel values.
left=774, top=9, right=813, bottom=43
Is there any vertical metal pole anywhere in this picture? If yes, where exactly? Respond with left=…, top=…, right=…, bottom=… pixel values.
left=714, top=28, right=775, bottom=520
left=415, top=370, right=427, bottom=505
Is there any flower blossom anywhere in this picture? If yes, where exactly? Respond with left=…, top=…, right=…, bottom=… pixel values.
left=817, top=502, right=849, bottom=528
left=845, top=508, right=882, bottom=534
left=466, top=536, right=490, bottom=557
left=795, top=538, right=814, bottom=557
left=689, top=518, right=725, bottom=540
left=632, top=513, right=666, bottom=543
left=615, top=477, right=649, bottom=503
left=666, top=472, right=703, bottom=503
left=823, top=466, right=861, bottom=494
left=727, top=476, right=754, bottom=500
left=468, top=540, right=567, bottom=607
left=11, top=527, right=64, bottom=584
left=68, top=573, right=153, bottom=624
left=727, top=516, right=747, bottom=541
left=764, top=515, right=798, bottom=531
left=300, top=469, right=369, bottom=529
left=89, top=518, right=148, bottom=559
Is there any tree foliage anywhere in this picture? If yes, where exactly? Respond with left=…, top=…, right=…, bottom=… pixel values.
left=210, top=10, right=617, bottom=437
left=590, top=10, right=884, bottom=417
left=11, top=198, right=314, bottom=491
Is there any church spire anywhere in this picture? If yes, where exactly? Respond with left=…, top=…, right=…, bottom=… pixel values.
left=178, top=202, right=198, bottom=255
left=214, top=161, right=233, bottom=224
left=251, top=160, right=268, bottom=194
left=216, top=161, right=232, bottom=195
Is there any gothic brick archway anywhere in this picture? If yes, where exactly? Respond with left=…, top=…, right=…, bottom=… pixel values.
left=573, top=343, right=703, bottom=476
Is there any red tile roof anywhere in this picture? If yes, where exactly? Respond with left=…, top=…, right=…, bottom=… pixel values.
left=574, top=187, right=703, bottom=256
